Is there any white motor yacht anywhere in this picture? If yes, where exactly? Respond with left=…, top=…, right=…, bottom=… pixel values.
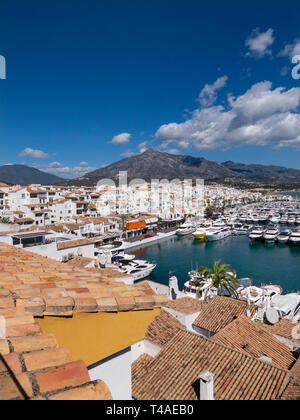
left=239, top=214, right=248, bottom=223
left=233, top=223, right=250, bottom=235
left=176, top=222, right=196, bottom=236
left=183, top=271, right=217, bottom=300
left=117, top=258, right=156, bottom=282
left=192, top=223, right=212, bottom=240
left=277, top=229, right=291, bottom=244
left=280, top=215, right=288, bottom=224
left=269, top=214, right=281, bottom=224
left=289, top=229, right=300, bottom=245
left=205, top=226, right=232, bottom=241
left=248, top=226, right=265, bottom=242
left=263, top=226, right=279, bottom=243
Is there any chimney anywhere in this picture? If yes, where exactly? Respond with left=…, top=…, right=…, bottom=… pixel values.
left=169, top=276, right=179, bottom=300
left=199, top=371, right=214, bottom=400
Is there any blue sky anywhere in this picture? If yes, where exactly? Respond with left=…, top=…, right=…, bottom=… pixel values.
left=1, top=0, right=300, bottom=178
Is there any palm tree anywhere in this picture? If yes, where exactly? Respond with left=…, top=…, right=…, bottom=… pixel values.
left=197, top=260, right=240, bottom=301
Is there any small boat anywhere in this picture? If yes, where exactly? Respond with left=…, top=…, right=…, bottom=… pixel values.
left=277, top=229, right=291, bottom=244
left=176, top=222, right=196, bottom=236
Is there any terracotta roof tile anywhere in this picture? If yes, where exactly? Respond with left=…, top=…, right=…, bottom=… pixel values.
left=49, top=380, right=112, bottom=400
left=0, top=242, right=169, bottom=399
left=35, top=360, right=90, bottom=394
left=166, top=297, right=203, bottom=314
left=132, top=354, right=153, bottom=388
left=145, top=310, right=186, bottom=347
left=56, top=238, right=93, bottom=250
left=259, top=318, right=300, bottom=343
left=132, top=330, right=292, bottom=400
left=212, top=315, right=296, bottom=370
left=23, top=347, right=72, bottom=371
left=0, top=372, right=33, bottom=400
left=0, top=243, right=166, bottom=316
left=192, top=296, right=256, bottom=334
left=9, top=334, right=57, bottom=353
left=281, top=358, right=300, bottom=400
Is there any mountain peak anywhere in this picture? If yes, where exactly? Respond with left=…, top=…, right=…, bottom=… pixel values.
left=142, top=147, right=158, bottom=155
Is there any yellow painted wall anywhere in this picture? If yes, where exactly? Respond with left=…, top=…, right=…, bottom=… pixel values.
left=39, top=308, right=161, bottom=366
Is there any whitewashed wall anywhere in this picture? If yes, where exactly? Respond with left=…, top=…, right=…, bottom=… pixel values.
left=88, top=347, right=132, bottom=400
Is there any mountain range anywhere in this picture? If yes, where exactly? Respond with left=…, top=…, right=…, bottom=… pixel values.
left=63, top=148, right=300, bottom=186
left=0, top=164, right=64, bottom=185
left=2, top=149, right=300, bottom=186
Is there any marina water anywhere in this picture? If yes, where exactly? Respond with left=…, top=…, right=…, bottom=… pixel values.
left=130, top=235, right=300, bottom=293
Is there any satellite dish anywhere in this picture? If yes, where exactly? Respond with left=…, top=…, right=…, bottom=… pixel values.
left=265, top=308, right=279, bottom=325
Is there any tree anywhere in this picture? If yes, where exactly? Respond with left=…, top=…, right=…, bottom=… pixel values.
left=198, top=260, right=240, bottom=301
left=205, top=206, right=215, bottom=218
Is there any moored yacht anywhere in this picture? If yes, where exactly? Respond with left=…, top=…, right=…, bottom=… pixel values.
left=269, top=214, right=280, bottom=224
left=183, top=271, right=216, bottom=300
left=176, top=222, right=196, bottom=236
left=232, top=223, right=250, bottom=235
left=205, top=226, right=232, bottom=242
left=280, top=215, right=288, bottom=224
left=263, top=226, right=279, bottom=243
left=277, top=229, right=291, bottom=244
left=289, top=229, right=300, bottom=245
left=192, top=224, right=211, bottom=241
left=248, top=226, right=266, bottom=242
left=117, top=258, right=157, bottom=281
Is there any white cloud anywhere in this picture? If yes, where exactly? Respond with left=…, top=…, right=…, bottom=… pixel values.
left=278, top=38, right=300, bottom=59
left=138, top=141, right=149, bottom=153
left=197, top=76, right=228, bottom=107
left=109, top=133, right=131, bottom=145
left=33, top=161, right=97, bottom=179
left=121, top=150, right=135, bottom=158
left=245, top=28, right=275, bottom=58
left=155, top=81, right=300, bottom=151
left=19, top=148, right=50, bottom=159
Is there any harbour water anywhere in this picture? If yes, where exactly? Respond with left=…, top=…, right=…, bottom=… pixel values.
left=130, top=235, right=300, bottom=293
left=275, top=191, right=300, bottom=198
